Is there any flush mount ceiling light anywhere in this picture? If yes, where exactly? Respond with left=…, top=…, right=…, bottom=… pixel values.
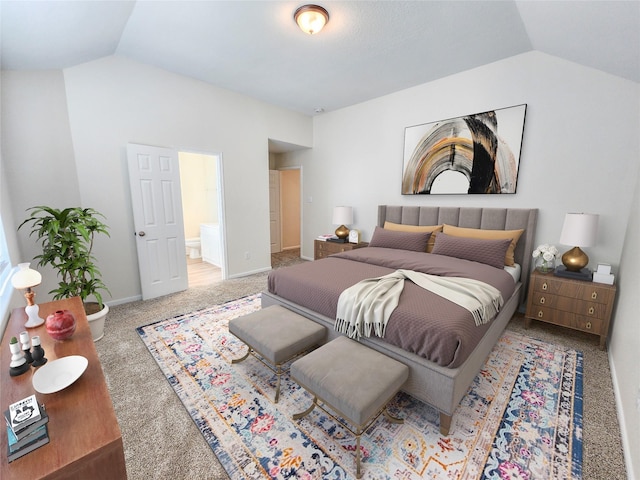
left=294, top=4, right=329, bottom=35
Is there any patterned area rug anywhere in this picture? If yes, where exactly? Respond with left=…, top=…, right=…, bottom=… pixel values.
left=137, top=294, right=583, bottom=479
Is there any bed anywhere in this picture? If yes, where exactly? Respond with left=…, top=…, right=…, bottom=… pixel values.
left=262, top=205, right=538, bottom=434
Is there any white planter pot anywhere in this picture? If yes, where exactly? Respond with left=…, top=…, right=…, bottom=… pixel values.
left=86, top=304, right=109, bottom=342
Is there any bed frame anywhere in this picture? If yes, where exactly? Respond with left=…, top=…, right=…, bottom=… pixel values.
left=262, top=205, right=538, bottom=435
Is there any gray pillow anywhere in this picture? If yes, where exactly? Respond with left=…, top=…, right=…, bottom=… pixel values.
left=368, top=226, right=431, bottom=252
left=431, top=233, right=511, bottom=269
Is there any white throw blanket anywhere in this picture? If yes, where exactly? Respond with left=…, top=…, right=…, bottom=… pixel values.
left=335, top=269, right=503, bottom=340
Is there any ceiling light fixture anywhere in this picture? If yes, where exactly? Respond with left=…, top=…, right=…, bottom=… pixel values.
left=294, top=4, right=329, bottom=35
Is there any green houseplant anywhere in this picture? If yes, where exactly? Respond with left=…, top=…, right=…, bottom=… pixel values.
left=18, top=206, right=111, bottom=340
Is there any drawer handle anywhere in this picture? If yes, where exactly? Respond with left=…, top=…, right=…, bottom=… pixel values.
left=542, top=282, right=548, bottom=291
left=537, top=310, right=544, bottom=318
left=539, top=296, right=545, bottom=305
left=585, top=321, right=592, bottom=330
left=591, top=291, right=598, bottom=300
left=588, top=306, right=595, bottom=315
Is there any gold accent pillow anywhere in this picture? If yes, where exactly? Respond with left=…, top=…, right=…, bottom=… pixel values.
left=442, top=224, right=524, bottom=266
left=383, top=222, right=443, bottom=252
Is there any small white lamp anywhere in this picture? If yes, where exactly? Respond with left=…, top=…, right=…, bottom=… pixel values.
left=332, top=206, right=353, bottom=240
left=11, top=262, right=44, bottom=328
left=559, top=213, right=598, bottom=273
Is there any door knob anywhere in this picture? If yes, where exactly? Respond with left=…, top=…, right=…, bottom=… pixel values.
left=138, top=231, right=146, bottom=237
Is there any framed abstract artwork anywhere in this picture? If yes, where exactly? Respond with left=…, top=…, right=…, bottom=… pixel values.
left=402, top=104, right=527, bottom=194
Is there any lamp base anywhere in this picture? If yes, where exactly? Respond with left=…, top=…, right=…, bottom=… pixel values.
left=554, top=265, right=593, bottom=281
left=561, top=246, right=589, bottom=272
left=334, top=225, right=350, bottom=239
left=24, top=304, right=44, bottom=328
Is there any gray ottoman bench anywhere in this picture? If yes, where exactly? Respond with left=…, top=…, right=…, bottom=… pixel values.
left=291, top=336, right=409, bottom=479
left=228, top=305, right=325, bottom=403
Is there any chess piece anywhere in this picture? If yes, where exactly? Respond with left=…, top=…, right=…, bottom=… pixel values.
left=9, top=337, right=30, bottom=376
left=31, top=336, right=47, bottom=367
left=20, top=331, right=33, bottom=364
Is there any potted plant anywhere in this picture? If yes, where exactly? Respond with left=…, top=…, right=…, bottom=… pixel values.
left=18, top=206, right=111, bottom=341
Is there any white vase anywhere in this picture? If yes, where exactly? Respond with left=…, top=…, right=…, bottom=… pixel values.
left=86, top=304, right=109, bottom=342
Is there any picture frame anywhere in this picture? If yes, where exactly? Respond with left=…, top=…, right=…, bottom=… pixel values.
left=402, top=104, right=527, bottom=195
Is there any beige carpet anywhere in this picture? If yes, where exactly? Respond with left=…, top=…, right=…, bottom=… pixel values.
left=96, top=254, right=627, bottom=479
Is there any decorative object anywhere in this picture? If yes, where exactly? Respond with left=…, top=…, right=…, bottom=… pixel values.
left=348, top=229, right=360, bottom=243
left=557, top=212, right=598, bottom=279
left=402, top=104, right=527, bottom=194
left=11, top=262, right=44, bottom=328
left=19, top=206, right=110, bottom=341
left=9, top=336, right=30, bottom=376
left=31, top=336, right=47, bottom=367
left=532, top=243, right=559, bottom=273
left=332, top=206, right=353, bottom=239
left=32, top=355, right=89, bottom=394
left=45, top=309, right=77, bottom=341
left=138, top=294, right=583, bottom=479
left=294, top=4, right=329, bottom=35
left=20, top=331, right=33, bottom=364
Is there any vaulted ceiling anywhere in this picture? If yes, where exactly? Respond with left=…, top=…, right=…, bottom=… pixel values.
left=1, top=1, right=638, bottom=116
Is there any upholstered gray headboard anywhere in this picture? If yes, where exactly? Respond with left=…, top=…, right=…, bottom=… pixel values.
left=378, top=205, right=538, bottom=303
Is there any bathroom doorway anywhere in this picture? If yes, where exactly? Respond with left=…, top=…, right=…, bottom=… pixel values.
left=178, top=151, right=226, bottom=287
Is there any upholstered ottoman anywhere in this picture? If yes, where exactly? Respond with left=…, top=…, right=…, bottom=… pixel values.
left=228, top=305, right=325, bottom=403
left=291, top=336, right=409, bottom=479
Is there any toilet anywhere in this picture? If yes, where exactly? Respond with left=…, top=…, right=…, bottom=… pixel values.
left=185, top=238, right=201, bottom=259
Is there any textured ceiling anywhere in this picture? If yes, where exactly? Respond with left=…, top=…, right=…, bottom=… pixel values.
left=1, top=1, right=638, bottom=116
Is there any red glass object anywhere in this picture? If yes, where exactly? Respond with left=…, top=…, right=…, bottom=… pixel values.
left=46, top=309, right=77, bottom=340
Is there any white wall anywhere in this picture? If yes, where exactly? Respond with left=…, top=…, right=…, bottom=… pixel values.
left=2, top=56, right=313, bottom=306
left=1, top=70, right=83, bottom=303
left=609, top=153, right=640, bottom=478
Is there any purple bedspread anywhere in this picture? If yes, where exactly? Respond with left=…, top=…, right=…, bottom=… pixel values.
left=267, top=247, right=516, bottom=368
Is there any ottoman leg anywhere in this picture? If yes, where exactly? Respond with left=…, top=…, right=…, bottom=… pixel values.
left=384, top=408, right=404, bottom=424
left=292, top=396, right=317, bottom=420
left=274, top=364, right=283, bottom=403
left=355, top=431, right=362, bottom=479
left=230, top=346, right=251, bottom=364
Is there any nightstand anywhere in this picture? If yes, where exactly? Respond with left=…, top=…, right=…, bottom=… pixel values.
left=524, top=269, right=616, bottom=349
left=314, top=240, right=368, bottom=260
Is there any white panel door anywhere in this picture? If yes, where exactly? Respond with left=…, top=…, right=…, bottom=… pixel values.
left=269, top=170, right=281, bottom=253
left=127, top=143, right=188, bottom=299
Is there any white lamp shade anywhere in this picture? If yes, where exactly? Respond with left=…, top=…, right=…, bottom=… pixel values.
left=332, top=206, right=353, bottom=226
left=11, top=262, right=42, bottom=289
left=559, top=213, right=599, bottom=247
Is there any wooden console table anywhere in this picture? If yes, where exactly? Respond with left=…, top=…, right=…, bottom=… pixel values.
left=1, top=297, right=127, bottom=479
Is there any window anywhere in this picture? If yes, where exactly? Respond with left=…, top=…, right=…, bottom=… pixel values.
left=0, top=215, right=14, bottom=327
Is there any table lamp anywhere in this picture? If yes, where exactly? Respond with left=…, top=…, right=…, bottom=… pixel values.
left=558, top=212, right=598, bottom=275
left=332, top=206, right=353, bottom=240
left=11, top=262, right=44, bottom=328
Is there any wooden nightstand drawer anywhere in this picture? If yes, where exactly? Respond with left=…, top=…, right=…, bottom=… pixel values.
left=575, top=316, right=603, bottom=334
left=528, top=305, right=573, bottom=327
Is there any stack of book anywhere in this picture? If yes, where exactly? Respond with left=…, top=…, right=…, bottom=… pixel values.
left=4, top=394, right=50, bottom=462
left=315, top=234, right=336, bottom=241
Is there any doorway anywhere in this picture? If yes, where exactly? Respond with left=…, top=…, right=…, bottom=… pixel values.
left=269, top=166, right=301, bottom=266
left=178, top=151, right=226, bottom=287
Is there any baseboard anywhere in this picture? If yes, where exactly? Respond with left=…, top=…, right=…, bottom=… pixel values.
left=609, top=348, right=636, bottom=479
left=227, top=267, right=272, bottom=279
left=107, top=295, right=142, bottom=306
